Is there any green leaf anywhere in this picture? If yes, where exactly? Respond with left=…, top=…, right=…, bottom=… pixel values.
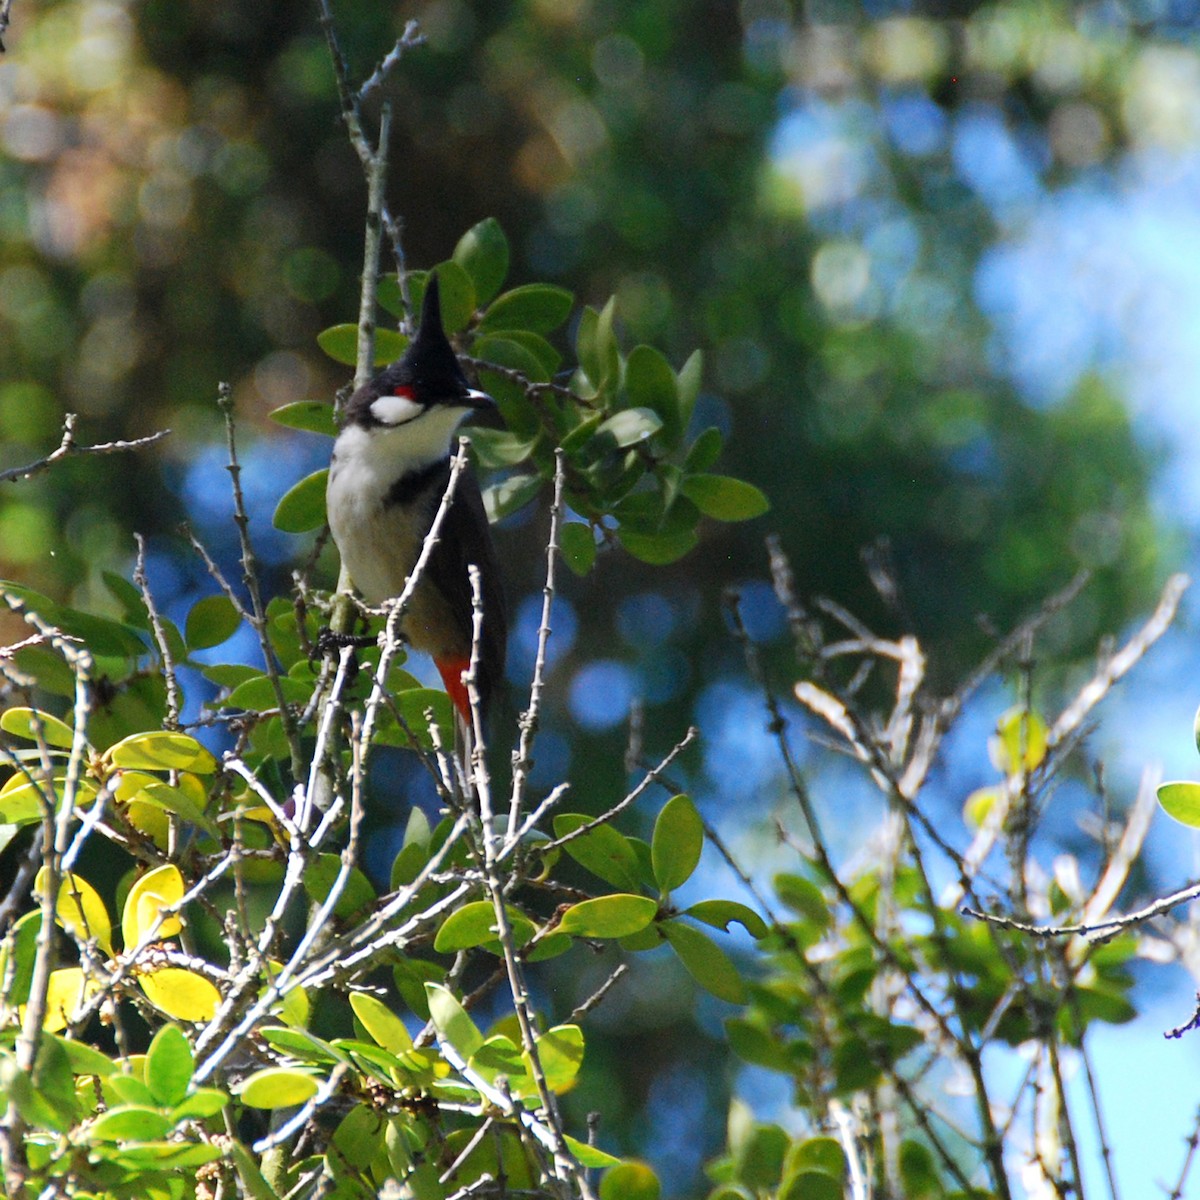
left=349, top=992, right=414, bottom=1055
left=684, top=427, right=724, bottom=472
left=468, top=426, right=540, bottom=469
left=427, top=261, right=476, bottom=333
left=779, top=1171, right=842, bottom=1200
left=453, top=217, right=510, bottom=307
left=1158, top=781, right=1200, bottom=828
left=600, top=1161, right=661, bottom=1200
left=226, top=673, right=315, bottom=711
left=735, top=1123, right=787, bottom=1189
left=725, top=1018, right=789, bottom=1071
left=559, top=521, right=597, bottom=576
left=334, top=1103, right=386, bottom=1170
left=273, top=468, right=329, bottom=533
left=662, top=921, right=747, bottom=1004
left=685, top=900, right=768, bottom=940
left=681, top=474, right=769, bottom=521
left=482, top=474, right=541, bottom=523
left=473, top=333, right=551, bottom=383
left=185, top=594, right=241, bottom=651
left=597, top=407, right=663, bottom=449
left=480, top=284, right=573, bottom=335
left=0, top=912, right=41, bottom=1005
left=235, top=1068, right=321, bottom=1109
left=898, top=1139, right=940, bottom=1198
left=89, top=1105, right=174, bottom=1141
left=259, top=1027, right=349, bottom=1066
left=530, top=1024, right=584, bottom=1093
left=558, top=895, right=658, bottom=939
left=316, top=324, right=405, bottom=366
left=553, top=814, right=642, bottom=892
left=626, top=345, right=682, bottom=446
left=303, top=853, right=376, bottom=920
left=651, top=794, right=704, bottom=893
left=435, top=900, right=536, bottom=954
left=376, top=274, right=407, bottom=320
left=616, top=525, right=698, bottom=565
left=425, top=983, right=483, bottom=1059
left=170, top=1087, right=229, bottom=1121
left=1, top=707, right=76, bottom=749
left=145, top=1024, right=194, bottom=1107
left=774, top=874, right=831, bottom=928
left=48, top=1033, right=116, bottom=1079
left=566, top=1135, right=622, bottom=1169
left=677, top=349, right=702, bottom=431
left=108, top=731, right=217, bottom=774
left=269, top=401, right=337, bottom=438
left=785, top=1136, right=846, bottom=1179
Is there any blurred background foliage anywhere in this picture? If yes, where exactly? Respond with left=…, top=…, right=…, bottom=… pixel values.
left=1, top=0, right=1197, bottom=1188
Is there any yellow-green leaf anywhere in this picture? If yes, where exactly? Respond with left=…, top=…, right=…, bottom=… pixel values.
left=37, top=867, right=112, bottom=956
left=558, top=895, right=658, bottom=939
left=138, top=968, right=220, bottom=1022
left=425, top=983, right=483, bottom=1059
left=122, top=863, right=184, bottom=949
left=236, top=1067, right=321, bottom=1109
left=1158, top=781, right=1200, bottom=828
left=107, top=731, right=218, bottom=774
left=601, top=1161, right=661, bottom=1200
left=0, top=706, right=76, bottom=749
left=349, top=992, right=414, bottom=1055
left=529, top=1024, right=584, bottom=1094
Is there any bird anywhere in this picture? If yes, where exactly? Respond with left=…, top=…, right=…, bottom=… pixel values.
left=325, top=274, right=507, bottom=729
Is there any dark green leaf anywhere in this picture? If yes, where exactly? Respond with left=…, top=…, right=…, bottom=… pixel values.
left=774, top=874, right=831, bottom=928
left=677, top=349, right=703, bottom=431
left=597, top=407, right=663, bottom=449
left=333, top=1103, right=386, bottom=1170
left=779, top=1171, right=841, bottom=1200
left=662, top=921, right=747, bottom=1003
left=429, top=260, right=476, bottom=333
left=684, top=427, right=724, bottom=472
left=473, top=333, right=551, bottom=383
left=616, top=525, right=698, bottom=565
left=226, top=673, right=315, bottom=711
left=560, top=521, right=597, bottom=576
left=626, top=345, right=682, bottom=446
left=681, top=474, right=769, bottom=521
left=482, top=474, right=541, bottom=523
left=479, top=284, right=573, bottom=334
left=269, top=401, right=337, bottom=438
left=303, top=852, right=376, bottom=920
left=468, top=427, right=540, bottom=469
left=454, top=217, right=510, bottom=306
left=651, top=794, right=703, bottom=893
left=273, top=468, right=329, bottom=533
left=735, top=1124, right=787, bottom=1189
left=185, top=594, right=241, bottom=651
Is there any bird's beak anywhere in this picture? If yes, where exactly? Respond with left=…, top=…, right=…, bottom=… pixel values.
left=465, top=387, right=495, bottom=412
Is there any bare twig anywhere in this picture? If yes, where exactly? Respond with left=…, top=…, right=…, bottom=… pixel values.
left=0, top=414, right=169, bottom=485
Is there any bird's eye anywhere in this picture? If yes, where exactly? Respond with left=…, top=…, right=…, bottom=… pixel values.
left=371, top=394, right=424, bottom=425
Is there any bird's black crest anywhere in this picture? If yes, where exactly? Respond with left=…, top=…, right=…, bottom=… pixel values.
left=387, top=274, right=470, bottom=397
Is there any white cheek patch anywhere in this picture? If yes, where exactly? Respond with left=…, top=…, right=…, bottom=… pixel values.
left=370, top=395, right=424, bottom=426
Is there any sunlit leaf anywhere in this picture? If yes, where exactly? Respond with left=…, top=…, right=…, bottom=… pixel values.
left=107, top=731, right=218, bottom=774
left=138, top=968, right=220, bottom=1022
left=235, top=1067, right=322, bottom=1109
left=349, top=992, right=414, bottom=1055
left=425, top=983, right=483, bottom=1059
left=601, top=1161, right=661, bottom=1200
left=1, top=706, right=75, bottom=748
left=529, top=1024, right=584, bottom=1094
left=988, top=706, right=1048, bottom=775
left=145, top=1023, right=194, bottom=1107
left=36, top=866, right=112, bottom=956
left=684, top=900, right=769, bottom=940
left=558, top=895, right=658, bottom=939
left=1158, top=781, right=1200, bottom=827
left=122, top=863, right=185, bottom=949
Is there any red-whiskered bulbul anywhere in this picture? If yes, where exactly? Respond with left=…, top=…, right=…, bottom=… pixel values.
left=326, top=275, right=507, bottom=724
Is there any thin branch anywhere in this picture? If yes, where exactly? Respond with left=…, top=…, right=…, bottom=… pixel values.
left=0, top=414, right=169, bottom=485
